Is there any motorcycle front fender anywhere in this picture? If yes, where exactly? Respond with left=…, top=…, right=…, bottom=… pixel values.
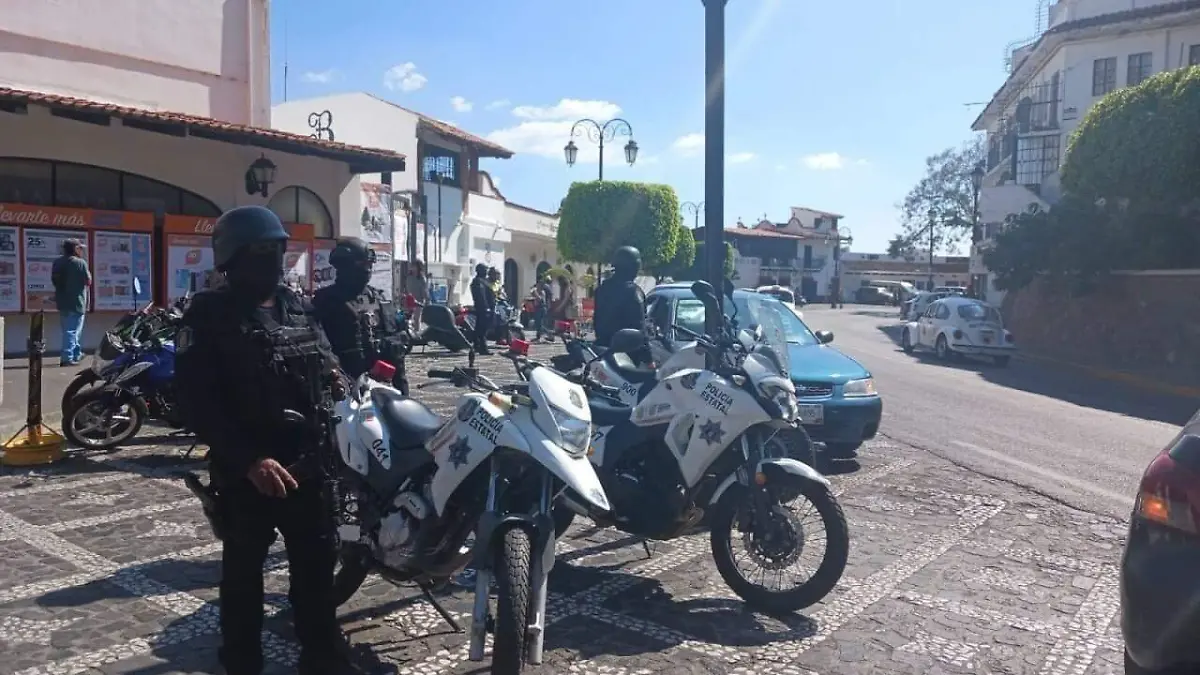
left=528, top=434, right=611, bottom=513
left=709, top=457, right=830, bottom=506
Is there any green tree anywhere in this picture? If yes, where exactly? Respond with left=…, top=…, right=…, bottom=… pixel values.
left=557, top=180, right=680, bottom=269
left=892, top=138, right=985, bottom=254
left=674, top=240, right=735, bottom=281
left=648, top=223, right=696, bottom=282
left=886, top=234, right=917, bottom=260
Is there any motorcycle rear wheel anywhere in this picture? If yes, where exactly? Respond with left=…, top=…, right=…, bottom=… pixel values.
left=64, top=387, right=146, bottom=450
left=710, top=477, right=849, bottom=613
left=492, top=526, right=533, bottom=675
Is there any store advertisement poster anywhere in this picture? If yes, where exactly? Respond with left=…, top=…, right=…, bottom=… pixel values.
left=369, top=243, right=393, bottom=301
left=312, top=239, right=336, bottom=289
left=360, top=183, right=393, bottom=246
left=166, top=234, right=213, bottom=302
left=284, top=240, right=312, bottom=293
left=24, top=227, right=88, bottom=312
left=0, top=226, right=22, bottom=312
left=92, top=231, right=153, bottom=311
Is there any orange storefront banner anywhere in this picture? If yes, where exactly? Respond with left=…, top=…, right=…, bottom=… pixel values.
left=163, top=215, right=217, bottom=236
left=0, top=203, right=154, bottom=231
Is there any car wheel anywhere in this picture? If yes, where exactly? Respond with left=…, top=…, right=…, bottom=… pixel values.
left=993, top=355, right=1011, bottom=367
left=901, top=329, right=914, bottom=354
left=935, top=335, right=950, bottom=360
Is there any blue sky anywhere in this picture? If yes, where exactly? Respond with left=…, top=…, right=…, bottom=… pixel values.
left=271, top=0, right=1035, bottom=253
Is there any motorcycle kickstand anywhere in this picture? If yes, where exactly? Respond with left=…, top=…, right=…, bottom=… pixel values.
left=641, top=539, right=655, bottom=558
left=417, top=580, right=463, bottom=633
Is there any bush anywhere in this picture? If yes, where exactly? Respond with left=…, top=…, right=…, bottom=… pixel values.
left=557, top=181, right=680, bottom=269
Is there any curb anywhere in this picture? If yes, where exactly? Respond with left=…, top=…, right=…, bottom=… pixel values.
left=1015, top=353, right=1200, bottom=399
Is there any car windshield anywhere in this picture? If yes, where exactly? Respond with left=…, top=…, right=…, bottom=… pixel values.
left=675, top=295, right=819, bottom=346
left=957, top=302, right=1001, bottom=322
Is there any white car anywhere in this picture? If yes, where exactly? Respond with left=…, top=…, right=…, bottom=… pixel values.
left=755, top=285, right=802, bottom=318
left=901, top=296, right=1016, bottom=366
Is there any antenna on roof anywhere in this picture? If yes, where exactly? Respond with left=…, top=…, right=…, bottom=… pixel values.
left=282, top=1, right=290, bottom=102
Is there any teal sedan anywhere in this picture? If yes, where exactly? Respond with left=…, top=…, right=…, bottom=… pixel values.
left=647, top=284, right=882, bottom=458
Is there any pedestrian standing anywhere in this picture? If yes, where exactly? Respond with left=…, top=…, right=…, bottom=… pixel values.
left=469, top=263, right=494, bottom=355
left=534, top=274, right=553, bottom=341
left=51, top=239, right=90, bottom=366
left=173, top=205, right=360, bottom=675
left=409, top=259, right=430, bottom=329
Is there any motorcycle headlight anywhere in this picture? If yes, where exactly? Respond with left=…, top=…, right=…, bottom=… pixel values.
left=843, top=377, right=877, bottom=397
left=545, top=403, right=591, bottom=458
left=758, top=379, right=798, bottom=422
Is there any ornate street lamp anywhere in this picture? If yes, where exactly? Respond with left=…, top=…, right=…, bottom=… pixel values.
left=244, top=154, right=277, bottom=197
left=682, top=201, right=704, bottom=229
left=926, top=207, right=937, bottom=291
left=970, top=161, right=985, bottom=245
left=563, top=118, right=636, bottom=180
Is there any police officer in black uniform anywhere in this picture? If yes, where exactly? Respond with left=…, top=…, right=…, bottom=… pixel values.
left=312, top=236, right=410, bottom=395
left=174, top=205, right=356, bottom=675
left=468, top=263, right=494, bottom=355
left=593, top=245, right=647, bottom=348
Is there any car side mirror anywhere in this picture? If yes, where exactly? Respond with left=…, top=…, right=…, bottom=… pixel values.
left=610, top=328, right=645, bottom=355
left=815, top=330, right=834, bottom=344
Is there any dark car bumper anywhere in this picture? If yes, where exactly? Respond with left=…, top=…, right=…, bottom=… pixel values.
left=801, top=395, right=882, bottom=444
left=1122, top=518, right=1200, bottom=670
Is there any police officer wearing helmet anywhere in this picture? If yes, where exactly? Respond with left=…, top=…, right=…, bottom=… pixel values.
left=312, top=236, right=410, bottom=395
left=593, top=245, right=647, bottom=350
left=468, top=262, right=495, bottom=355
left=174, top=205, right=357, bottom=675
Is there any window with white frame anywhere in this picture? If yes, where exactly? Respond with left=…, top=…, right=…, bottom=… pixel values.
left=1015, top=134, right=1061, bottom=186
left=1092, top=57, right=1117, bottom=96
left=1189, top=44, right=1200, bottom=66
left=1127, top=52, right=1153, bottom=86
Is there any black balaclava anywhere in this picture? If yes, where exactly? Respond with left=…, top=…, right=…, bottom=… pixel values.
left=334, top=263, right=371, bottom=296
left=223, top=242, right=285, bottom=305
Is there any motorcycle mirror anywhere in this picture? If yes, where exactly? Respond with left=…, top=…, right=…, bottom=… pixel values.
left=132, top=277, right=143, bottom=298
left=281, top=409, right=307, bottom=425
left=690, top=280, right=715, bottom=300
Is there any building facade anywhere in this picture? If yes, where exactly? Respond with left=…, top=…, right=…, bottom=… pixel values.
left=719, top=207, right=844, bottom=300
left=840, top=252, right=970, bottom=296
left=969, top=0, right=1200, bottom=304
left=0, top=0, right=406, bottom=354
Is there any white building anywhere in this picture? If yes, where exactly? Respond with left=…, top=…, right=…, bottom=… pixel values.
left=0, top=0, right=407, bottom=354
left=969, top=0, right=1200, bottom=304
left=723, top=207, right=844, bottom=300
left=273, top=93, right=562, bottom=306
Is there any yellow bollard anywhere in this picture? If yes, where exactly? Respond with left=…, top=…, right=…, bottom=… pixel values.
left=2, top=311, right=66, bottom=466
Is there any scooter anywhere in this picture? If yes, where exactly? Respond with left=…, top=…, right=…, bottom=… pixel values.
left=330, top=355, right=609, bottom=674
left=550, top=282, right=849, bottom=613
left=412, top=304, right=472, bottom=352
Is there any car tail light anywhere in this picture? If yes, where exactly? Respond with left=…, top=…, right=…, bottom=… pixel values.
left=509, top=338, right=530, bottom=356
left=1135, top=436, right=1200, bottom=534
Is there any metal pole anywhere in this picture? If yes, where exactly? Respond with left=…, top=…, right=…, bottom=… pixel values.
left=703, top=0, right=727, bottom=313
left=436, top=174, right=443, bottom=264
left=928, top=217, right=935, bottom=290
left=598, top=135, right=605, bottom=181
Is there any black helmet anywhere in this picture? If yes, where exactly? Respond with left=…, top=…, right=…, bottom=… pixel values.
left=487, top=266, right=500, bottom=278
left=212, top=206, right=289, bottom=269
left=475, top=263, right=488, bottom=276
left=612, top=246, right=641, bottom=274
left=328, top=236, right=375, bottom=269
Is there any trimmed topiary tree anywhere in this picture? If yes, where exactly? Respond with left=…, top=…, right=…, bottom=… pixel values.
left=556, top=181, right=680, bottom=269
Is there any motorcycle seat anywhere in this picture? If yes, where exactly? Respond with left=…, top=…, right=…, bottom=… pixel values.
left=602, top=352, right=656, bottom=385
left=587, top=393, right=633, bottom=427
left=370, top=389, right=443, bottom=444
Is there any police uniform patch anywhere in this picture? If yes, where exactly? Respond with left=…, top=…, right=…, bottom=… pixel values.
left=176, top=327, right=193, bottom=353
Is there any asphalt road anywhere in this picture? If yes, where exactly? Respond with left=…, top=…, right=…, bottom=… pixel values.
left=802, top=304, right=1200, bottom=520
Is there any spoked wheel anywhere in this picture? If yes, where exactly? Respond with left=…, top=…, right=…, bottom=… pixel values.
left=63, top=388, right=145, bottom=450
left=710, top=476, right=849, bottom=613
left=492, top=527, right=533, bottom=675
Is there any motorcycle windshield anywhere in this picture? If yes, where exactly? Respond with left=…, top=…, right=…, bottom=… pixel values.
left=742, top=295, right=791, bottom=378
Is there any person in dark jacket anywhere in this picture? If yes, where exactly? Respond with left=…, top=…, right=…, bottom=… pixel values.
left=174, top=205, right=358, bottom=675
left=468, top=263, right=494, bottom=355
left=312, top=237, right=410, bottom=395
left=51, top=239, right=91, bottom=366
left=593, top=246, right=646, bottom=348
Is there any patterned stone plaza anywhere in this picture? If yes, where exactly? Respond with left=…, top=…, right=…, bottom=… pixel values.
left=0, top=347, right=1131, bottom=674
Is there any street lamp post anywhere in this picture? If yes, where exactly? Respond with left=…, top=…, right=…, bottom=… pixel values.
left=703, top=0, right=728, bottom=313
left=926, top=207, right=937, bottom=291
left=969, top=162, right=985, bottom=299
left=829, top=227, right=853, bottom=309
left=563, top=118, right=637, bottom=181
left=682, top=201, right=704, bottom=229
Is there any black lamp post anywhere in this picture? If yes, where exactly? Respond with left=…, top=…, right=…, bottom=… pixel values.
left=563, top=118, right=637, bottom=181
left=702, top=0, right=728, bottom=323
left=682, top=201, right=704, bottom=229
left=970, top=162, right=985, bottom=245
left=926, top=207, right=937, bottom=291
left=829, top=227, right=853, bottom=309
left=244, top=154, right=277, bottom=197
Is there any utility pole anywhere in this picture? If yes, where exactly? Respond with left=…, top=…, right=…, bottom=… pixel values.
left=703, top=0, right=727, bottom=316
left=926, top=208, right=936, bottom=290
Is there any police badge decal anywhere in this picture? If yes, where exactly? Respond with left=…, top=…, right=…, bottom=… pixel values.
left=458, top=398, right=480, bottom=422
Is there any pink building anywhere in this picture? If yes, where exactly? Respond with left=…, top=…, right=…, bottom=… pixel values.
left=0, top=0, right=406, bottom=354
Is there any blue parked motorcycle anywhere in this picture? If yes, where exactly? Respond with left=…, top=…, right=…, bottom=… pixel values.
left=63, top=332, right=181, bottom=450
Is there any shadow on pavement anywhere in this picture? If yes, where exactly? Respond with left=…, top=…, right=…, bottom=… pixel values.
left=875, top=323, right=1197, bottom=426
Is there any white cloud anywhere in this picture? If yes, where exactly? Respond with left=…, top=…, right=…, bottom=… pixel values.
left=485, top=99, right=511, bottom=110
left=450, top=96, right=473, bottom=112
left=728, top=152, right=756, bottom=164
left=383, top=62, right=427, bottom=92
left=802, top=152, right=847, bottom=170
left=301, top=69, right=336, bottom=84
left=511, top=99, right=622, bottom=121
left=671, top=133, right=704, bottom=157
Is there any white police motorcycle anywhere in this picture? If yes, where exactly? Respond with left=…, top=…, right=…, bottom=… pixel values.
left=329, top=354, right=608, bottom=674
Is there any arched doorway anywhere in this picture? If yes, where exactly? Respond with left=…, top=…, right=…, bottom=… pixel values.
left=503, top=258, right=519, bottom=302
left=267, top=186, right=334, bottom=238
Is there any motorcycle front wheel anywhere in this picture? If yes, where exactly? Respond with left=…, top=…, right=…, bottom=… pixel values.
left=63, top=387, right=146, bottom=450
left=709, top=476, right=849, bottom=613
left=492, top=526, right=533, bottom=675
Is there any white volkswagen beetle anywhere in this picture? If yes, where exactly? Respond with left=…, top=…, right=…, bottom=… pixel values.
left=901, top=295, right=1016, bottom=367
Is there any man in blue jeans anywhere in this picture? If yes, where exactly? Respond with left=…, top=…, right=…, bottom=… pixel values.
left=51, top=239, right=91, bottom=366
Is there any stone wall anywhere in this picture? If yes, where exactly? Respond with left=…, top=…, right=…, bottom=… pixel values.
left=1002, top=271, right=1200, bottom=380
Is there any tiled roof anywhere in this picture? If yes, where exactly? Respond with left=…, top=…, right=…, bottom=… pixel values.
left=365, top=94, right=513, bottom=158
left=0, top=87, right=407, bottom=173
left=708, top=227, right=835, bottom=241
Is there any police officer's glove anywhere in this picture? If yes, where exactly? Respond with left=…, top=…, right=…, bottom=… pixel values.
left=247, top=458, right=298, bottom=498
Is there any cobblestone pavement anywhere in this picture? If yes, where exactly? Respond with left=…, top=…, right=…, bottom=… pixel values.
left=0, top=345, right=1132, bottom=674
